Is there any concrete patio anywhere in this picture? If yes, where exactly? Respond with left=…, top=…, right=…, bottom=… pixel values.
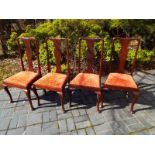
left=0, top=70, right=155, bottom=135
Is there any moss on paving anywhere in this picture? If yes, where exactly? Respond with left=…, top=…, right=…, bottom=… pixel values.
left=128, top=126, right=155, bottom=135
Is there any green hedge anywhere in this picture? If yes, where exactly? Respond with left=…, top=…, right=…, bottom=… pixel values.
left=6, top=19, right=154, bottom=72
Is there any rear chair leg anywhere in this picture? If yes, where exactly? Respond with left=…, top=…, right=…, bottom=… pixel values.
left=124, top=91, right=129, bottom=98
left=43, top=89, right=46, bottom=94
left=96, top=91, right=104, bottom=113
left=4, top=86, right=13, bottom=103
left=58, top=92, right=65, bottom=112
left=130, top=91, right=139, bottom=114
left=100, top=90, right=104, bottom=108
left=24, top=89, right=34, bottom=111
left=68, top=89, right=72, bottom=108
left=32, top=86, right=40, bottom=106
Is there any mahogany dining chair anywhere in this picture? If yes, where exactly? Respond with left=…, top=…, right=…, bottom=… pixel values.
left=32, top=38, right=70, bottom=112
left=103, top=37, right=140, bottom=114
left=69, top=38, right=104, bottom=112
left=3, top=37, right=41, bottom=110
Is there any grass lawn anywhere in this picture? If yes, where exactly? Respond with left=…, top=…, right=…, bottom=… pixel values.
left=0, top=57, right=20, bottom=89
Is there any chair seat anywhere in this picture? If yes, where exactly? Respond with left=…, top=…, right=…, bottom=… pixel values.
left=34, top=72, right=68, bottom=92
left=104, top=73, right=138, bottom=91
left=3, top=71, right=39, bottom=89
left=70, top=73, right=100, bottom=91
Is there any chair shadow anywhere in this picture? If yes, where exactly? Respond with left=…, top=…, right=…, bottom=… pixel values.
left=66, top=89, right=130, bottom=112
left=134, top=106, right=155, bottom=113
left=65, top=89, right=98, bottom=112
left=31, top=85, right=155, bottom=113
left=133, top=71, right=155, bottom=113
left=99, top=90, right=129, bottom=113
left=34, top=91, right=61, bottom=109
left=31, top=89, right=100, bottom=112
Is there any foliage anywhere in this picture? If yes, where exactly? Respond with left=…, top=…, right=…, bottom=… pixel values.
left=104, top=19, right=155, bottom=50
left=39, top=41, right=55, bottom=65
left=136, top=49, right=154, bottom=62
left=51, top=64, right=68, bottom=73
left=6, top=19, right=155, bottom=71
left=6, top=32, right=18, bottom=55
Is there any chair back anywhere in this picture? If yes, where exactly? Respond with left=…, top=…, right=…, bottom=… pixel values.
left=45, top=38, right=70, bottom=75
left=109, top=37, right=140, bottom=75
left=78, top=38, right=104, bottom=76
left=17, top=37, right=41, bottom=75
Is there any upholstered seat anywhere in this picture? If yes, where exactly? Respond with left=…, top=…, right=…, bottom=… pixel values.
left=70, top=73, right=100, bottom=91
left=3, top=71, right=39, bottom=89
left=104, top=73, right=138, bottom=91
left=34, top=72, right=68, bottom=92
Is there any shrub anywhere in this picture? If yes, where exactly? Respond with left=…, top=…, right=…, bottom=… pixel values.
left=6, top=32, right=18, bottom=55
left=137, top=49, right=154, bottom=62
left=6, top=20, right=155, bottom=72
left=51, top=64, right=68, bottom=73
left=39, top=42, right=55, bottom=65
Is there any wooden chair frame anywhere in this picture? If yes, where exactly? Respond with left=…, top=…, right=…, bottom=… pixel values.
left=69, top=38, right=104, bottom=112
left=104, top=37, right=140, bottom=113
left=33, top=38, right=70, bottom=112
left=109, top=37, right=140, bottom=75
left=3, top=37, right=41, bottom=110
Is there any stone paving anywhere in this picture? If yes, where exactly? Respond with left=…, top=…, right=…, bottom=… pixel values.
left=0, top=70, right=155, bottom=135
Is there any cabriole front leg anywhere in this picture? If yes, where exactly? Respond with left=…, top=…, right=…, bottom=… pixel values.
left=32, top=86, right=40, bottom=106
left=3, top=85, right=13, bottom=103
left=24, top=89, right=34, bottom=111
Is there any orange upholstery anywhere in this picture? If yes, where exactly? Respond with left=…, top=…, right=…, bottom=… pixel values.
left=34, top=73, right=68, bottom=92
left=3, top=71, right=39, bottom=89
left=70, top=73, right=100, bottom=91
left=104, top=73, right=138, bottom=91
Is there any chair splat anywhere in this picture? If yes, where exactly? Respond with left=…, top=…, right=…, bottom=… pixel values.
left=17, top=37, right=41, bottom=75
left=46, top=38, right=69, bottom=74
left=78, top=38, right=103, bottom=74
left=110, top=37, right=140, bottom=75
left=118, top=39, right=131, bottom=73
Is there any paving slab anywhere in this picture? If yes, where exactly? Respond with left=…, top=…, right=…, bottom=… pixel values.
left=0, top=70, right=155, bottom=135
left=7, top=127, right=25, bottom=135
left=25, top=124, right=42, bottom=135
